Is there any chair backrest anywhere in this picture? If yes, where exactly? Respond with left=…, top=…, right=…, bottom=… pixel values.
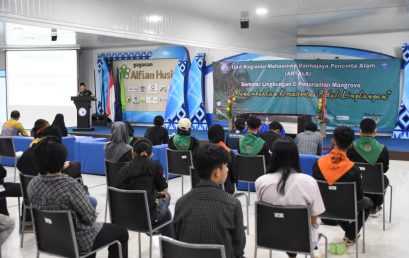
left=355, top=162, right=384, bottom=194
left=0, top=138, right=16, bottom=158
left=31, top=207, right=79, bottom=258
left=190, top=167, right=201, bottom=189
left=255, top=202, right=312, bottom=254
left=19, top=172, right=35, bottom=206
left=160, top=236, right=226, bottom=258
left=105, top=160, right=129, bottom=187
left=166, top=149, right=193, bottom=176
left=316, top=180, right=357, bottom=221
left=108, top=186, right=152, bottom=232
left=234, top=154, right=266, bottom=183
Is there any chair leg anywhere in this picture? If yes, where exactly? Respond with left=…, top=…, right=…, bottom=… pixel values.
left=14, top=162, right=17, bottom=182
left=149, top=235, right=152, bottom=258
left=269, top=249, right=272, bottom=258
left=20, top=207, right=26, bottom=248
left=181, top=176, right=184, bottom=196
left=17, top=198, right=20, bottom=232
left=362, top=211, right=365, bottom=253
left=355, top=217, right=359, bottom=258
left=246, top=194, right=249, bottom=235
left=382, top=195, right=386, bottom=231
left=138, top=232, right=141, bottom=258
left=104, top=193, right=109, bottom=222
left=254, top=247, right=257, bottom=258
left=36, top=251, right=40, bottom=258
left=389, top=185, right=393, bottom=223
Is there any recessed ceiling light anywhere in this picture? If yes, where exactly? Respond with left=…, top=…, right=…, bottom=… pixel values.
left=255, top=8, right=268, bottom=16
left=147, top=15, right=162, bottom=23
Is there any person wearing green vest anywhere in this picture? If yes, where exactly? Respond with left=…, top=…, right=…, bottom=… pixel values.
left=238, top=116, right=270, bottom=166
left=168, top=118, right=200, bottom=151
left=347, top=118, right=389, bottom=217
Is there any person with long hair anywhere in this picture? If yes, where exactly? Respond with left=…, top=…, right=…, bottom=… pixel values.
left=105, top=122, right=133, bottom=162
left=144, top=115, right=169, bottom=145
left=256, top=137, right=325, bottom=258
left=114, top=138, right=174, bottom=237
left=27, top=138, right=128, bottom=258
left=51, top=113, right=68, bottom=136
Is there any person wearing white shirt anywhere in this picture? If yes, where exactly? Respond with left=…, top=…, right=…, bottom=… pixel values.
left=255, top=137, right=325, bottom=258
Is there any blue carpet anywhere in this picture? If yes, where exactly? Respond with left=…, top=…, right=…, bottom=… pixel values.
left=68, top=126, right=409, bottom=151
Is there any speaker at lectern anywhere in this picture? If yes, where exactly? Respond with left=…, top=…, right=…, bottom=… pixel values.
left=71, top=96, right=95, bottom=131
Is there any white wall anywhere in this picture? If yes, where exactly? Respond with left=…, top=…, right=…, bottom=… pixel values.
left=0, top=0, right=296, bottom=56
left=298, top=31, right=409, bottom=58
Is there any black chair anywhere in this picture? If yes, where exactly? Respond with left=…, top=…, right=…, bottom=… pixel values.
left=104, top=160, right=128, bottom=222
left=0, top=138, right=19, bottom=182
left=189, top=167, right=201, bottom=189
left=159, top=236, right=226, bottom=258
left=19, top=172, right=35, bottom=247
left=233, top=154, right=266, bottom=234
left=317, top=180, right=365, bottom=258
left=355, top=162, right=392, bottom=231
left=108, top=186, right=172, bottom=258
left=255, top=202, right=328, bottom=258
left=31, top=207, right=122, bottom=258
left=166, top=149, right=193, bottom=195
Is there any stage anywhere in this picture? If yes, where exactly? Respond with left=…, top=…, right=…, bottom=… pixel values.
left=68, top=125, right=409, bottom=161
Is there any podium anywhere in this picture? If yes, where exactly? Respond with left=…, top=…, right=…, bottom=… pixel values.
left=71, top=96, right=95, bottom=131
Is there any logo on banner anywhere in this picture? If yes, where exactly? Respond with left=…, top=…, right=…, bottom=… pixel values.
left=220, top=63, right=230, bottom=74
left=119, top=64, right=131, bottom=79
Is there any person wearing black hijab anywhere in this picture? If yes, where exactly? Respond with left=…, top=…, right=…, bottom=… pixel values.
left=52, top=113, right=68, bottom=136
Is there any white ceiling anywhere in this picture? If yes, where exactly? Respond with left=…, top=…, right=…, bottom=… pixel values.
left=1, top=0, right=409, bottom=51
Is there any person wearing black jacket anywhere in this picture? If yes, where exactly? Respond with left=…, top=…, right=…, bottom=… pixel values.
left=207, top=124, right=237, bottom=194
left=347, top=118, right=389, bottom=217
left=114, top=139, right=174, bottom=238
left=260, top=121, right=283, bottom=152
left=0, top=165, right=21, bottom=215
left=144, top=115, right=169, bottom=146
left=313, top=126, right=372, bottom=246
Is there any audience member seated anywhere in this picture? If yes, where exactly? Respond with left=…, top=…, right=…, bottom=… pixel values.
left=27, top=138, right=129, bottom=258
left=123, top=121, right=138, bottom=147
left=51, top=113, right=68, bottom=137
left=0, top=213, right=14, bottom=246
left=168, top=118, right=199, bottom=151
left=295, top=122, right=323, bottom=156
left=313, top=126, right=372, bottom=247
left=225, top=118, right=246, bottom=150
left=208, top=124, right=237, bottom=194
left=1, top=110, right=29, bottom=136
left=347, top=118, right=389, bottom=217
left=144, top=115, right=169, bottom=146
left=114, top=139, right=174, bottom=238
left=260, top=121, right=283, bottom=152
left=105, top=122, right=133, bottom=162
left=173, top=144, right=246, bottom=258
left=256, top=137, right=325, bottom=258
left=0, top=165, right=22, bottom=216
left=238, top=116, right=270, bottom=165
left=29, top=119, right=49, bottom=139
left=17, top=125, right=96, bottom=208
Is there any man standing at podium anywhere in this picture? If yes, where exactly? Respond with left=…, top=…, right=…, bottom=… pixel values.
left=77, top=82, right=93, bottom=97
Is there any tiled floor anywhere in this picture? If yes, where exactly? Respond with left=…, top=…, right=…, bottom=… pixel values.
left=1, top=159, right=408, bottom=257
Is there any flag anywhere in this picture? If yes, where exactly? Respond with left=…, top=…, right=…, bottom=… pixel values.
left=120, top=72, right=126, bottom=112
left=114, top=68, right=123, bottom=121
left=106, top=68, right=115, bottom=122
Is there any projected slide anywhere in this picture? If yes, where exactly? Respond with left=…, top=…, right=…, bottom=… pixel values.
left=7, top=50, right=78, bottom=127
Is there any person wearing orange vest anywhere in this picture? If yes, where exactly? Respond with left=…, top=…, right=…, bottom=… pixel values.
left=312, top=126, right=372, bottom=247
